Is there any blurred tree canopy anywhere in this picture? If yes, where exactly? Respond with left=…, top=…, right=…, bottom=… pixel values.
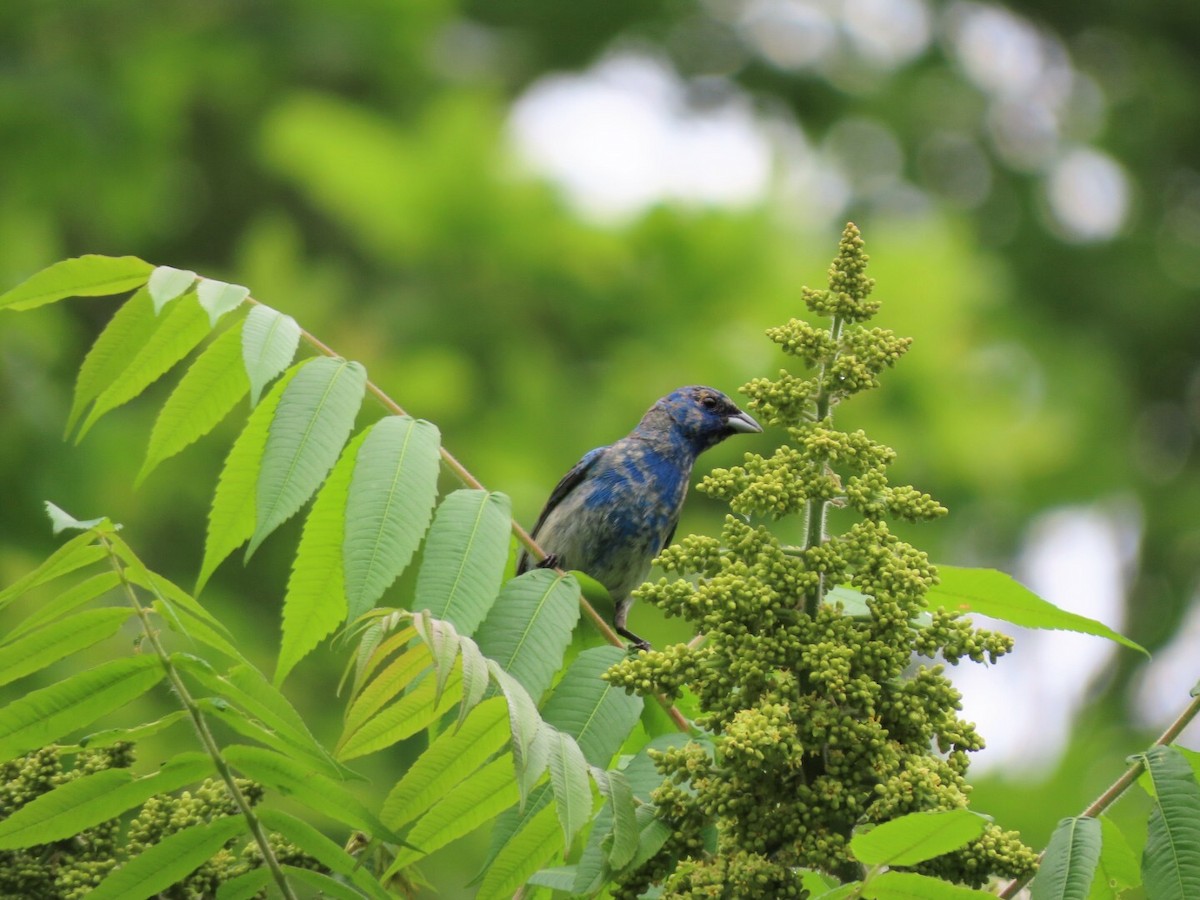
left=2, top=0, right=1198, bottom=880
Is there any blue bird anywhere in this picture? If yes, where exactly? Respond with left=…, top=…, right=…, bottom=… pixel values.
left=518, top=386, right=761, bottom=650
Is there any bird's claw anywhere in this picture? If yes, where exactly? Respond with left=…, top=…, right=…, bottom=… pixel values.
left=536, top=553, right=561, bottom=570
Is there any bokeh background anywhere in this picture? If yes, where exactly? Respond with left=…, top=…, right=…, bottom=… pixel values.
left=2, top=0, right=1199, bottom=893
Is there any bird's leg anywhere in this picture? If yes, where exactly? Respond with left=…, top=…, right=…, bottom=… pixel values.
left=535, top=553, right=561, bottom=570
left=615, top=599, right=651, bottom=652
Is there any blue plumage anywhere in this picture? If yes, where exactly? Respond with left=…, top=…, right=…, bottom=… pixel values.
left=518, top=386, right=761, bottom=649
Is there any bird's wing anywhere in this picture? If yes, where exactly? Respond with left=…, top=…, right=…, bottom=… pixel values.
left=529, top=445, right=607, bottom=539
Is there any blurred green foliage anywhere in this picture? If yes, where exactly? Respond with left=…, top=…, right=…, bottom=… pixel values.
left=2, top=0, right=1198, bottom=893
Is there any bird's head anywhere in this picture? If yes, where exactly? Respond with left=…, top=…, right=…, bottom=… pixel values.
left=642, top=385, right=762, bottom=455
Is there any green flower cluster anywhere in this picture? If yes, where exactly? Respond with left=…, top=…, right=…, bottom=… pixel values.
left=0, top=743, right=321, bottom=899
left=606, top=225, right=1037, bottom=896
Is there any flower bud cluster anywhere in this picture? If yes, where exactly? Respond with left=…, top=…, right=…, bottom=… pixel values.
left=606, top=224, right=1036, bottom=896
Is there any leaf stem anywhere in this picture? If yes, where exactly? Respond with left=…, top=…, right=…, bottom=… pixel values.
left=99, top=535, right=300, bottom=900
left=998, top=689, right=1200, bottom=898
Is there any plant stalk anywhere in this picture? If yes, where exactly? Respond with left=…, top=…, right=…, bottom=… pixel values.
left=803, top=313, right=843, bottom=618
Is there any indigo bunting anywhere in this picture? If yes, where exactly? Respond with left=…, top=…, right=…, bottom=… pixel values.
left=518, top=386, right=761, bottom=650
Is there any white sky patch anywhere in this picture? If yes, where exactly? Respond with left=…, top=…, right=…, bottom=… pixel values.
left=949, top=503, right=1139, bottom=775
left=507, top=53, right=772, bottom=222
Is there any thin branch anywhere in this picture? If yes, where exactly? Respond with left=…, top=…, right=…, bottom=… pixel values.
left=99, top=536, right=300, bottom=900
left=258, top=301, right=691, bottom=733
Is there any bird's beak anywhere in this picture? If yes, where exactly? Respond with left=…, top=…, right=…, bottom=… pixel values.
left=726, top=409, right=762, bottom=434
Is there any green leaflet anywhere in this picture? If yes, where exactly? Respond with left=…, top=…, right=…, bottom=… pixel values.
left=147, top=265, right=197, bottom=311
left=274, top=428, right=369, bottom=686
left=280, top=867, right=364, bottom=900
left=0, top=656, right=165, bottom=762
left=256, top=809, right=391, bottom=900
left=66, top=285, right=160, bottom=434
left=488, top=662, right=548, bottom=804
left=336, top=661, right=462, bottom=761
left=0, top=751, right=213, bottom=849
left=248, top=356, right=367, bottom=557
left=475, top=569, right=581, bottom=703
left=413, top=489, right=512, bottom=637
left=476, top=799, right=561, bottom=900
left=1138, top=745, right=1200, bottom=900
left=75, top=710, right=192, bottom=749
left=851, top=808, right=988, bottom=867
left=861, top=871, right=995, bottom=898
left=928, top=566, right=1146, bottom=655
left=0, top=254, right=152, bottom=311
left=138, top=317, right=251, bottom=485
left=1090, top=815, right=1141, bottom=898
left=214, top=869, right=271, bottom=900
left=241, top=303, right=301, bottom=406
left=343, top=415, right=442, bottom=621
left=75, top=291, right=213, bottom=441
left=195, top=277, right=250, bottom=326
left=546, top=727, right=593, bottom=846
left=0, top=529, right=107, bottom=610
left=0, top=607, right=135, bottom=688
left=87, top=815, right=246, bottom=900
left=1030, top=816, right=1102, bottom=900
left=380, top=696, right=510, bottom=830
left=343, top=642, right=433, bottom=737
left=4, top=571, right=123, bottom=643
left=197, top=362, right=302, bottom=592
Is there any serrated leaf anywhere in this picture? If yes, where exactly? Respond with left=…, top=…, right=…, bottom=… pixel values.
left=1031, top=817, right=1102, bottom=900
left=862, top=871, right=994, bottom=898
left=604, top=769, right=639, bottom=869
left=412, top=612, right=461, bottom=704
left=476, top=799, right=562, bottom=900
left=851, top=808, right=988, bottom=867
left=343, top=416, right=441, bottom=621
left=1139, top=744, right=1200, bottom=900
left=344, top=642, right=432, bottom=737
left=458, top=636, right=490, bottom=727
left=541, top=646, right=643, bottom=766
left=547, top=728, right=592, bottom=845
left=147, top=265, right=197, bottom=312
left=0, top=529, right=107, bottom=610
left=222, top=744, right=390, bottom=839
left=257, top=808, right=390, bottom=900
left=928, top=566, right=1146, bottom=654
left=1089, top=816, right=1141, bottom=899
left=380, top=696, right=509, bottom=829
left=336, top=661, right=462, bottom=761
left=198, top=363, right=302, bottom=592
left=0, top=751, right=212, bottom=849
left=242, top=303, right=302, bottom=406
left=385, top=754, right=521, bottom=874
left=75, top=292, right=213, bottom=441
left=0, top=607, right=135, bottom=688
left=275, top=429, right=369, bottom=686
left=138, top=319, right=250, bottom=484
left=414, top=489, right=512, bottom=637
left=195, top=277, right=250, bottom=326
left=0, top=655, right=164, bottom=762
left=248, top=356, right=367, bottom=557
left=88, top=815, right=245, bottom=900
left=0, top=255, right=152, bottom=311
left=6, top=571, right=123, bottom=644
left=77, top=710, right=192, bottom=748
left=475, top=569, right=581, bottom=703
left=527, top=867, right=579, bottom=891
left=488, top=662, right=547, bottom=804
left=67, top=286, right=160, bottom=433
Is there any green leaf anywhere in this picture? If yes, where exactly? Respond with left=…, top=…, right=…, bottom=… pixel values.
left=862, top=871, right=994, bottom=898
left=928, top=566, right=1147, bottom=655
left=488, top=662, right=548, bottom=804
left=67, top=286, right=160, bottom=433
left=380, top=696, right=510, bottom=830
left=475, top=569, right=581, bottom=701
left=1031, top=817, right=1102, bottom=900
left=602, top=768, right=639, bottom=869
left=44, top=501, right=111, bottom=534
left=280, top=867, right=366, bottom=900
left=541, top=646, right=643, bottom=766
left=336, top=660, right=462, bottom=761
left=137, top=318, right=250, bottom=484
left=87, top=815, right=245, bottom=900
left=197, top=362, right=302, bottom=591
left=547, top=728, right=593, bottom=845
left=343, top=641, right=432, bottom=737
left=0, top=607, right=135, bottom=688
left=0, top=655, right=164, bottom=762
left=851, top=808, right=988, bottom=867
left=386, top=754, right=520, bottom=874
left=476, top=798, right=562, bottom=900
left=527, top=867, right=579, bottom=891
left=257, top=808, right=391, bottom=900
left=1138, top=744, right=1200, bottom=900
left=0, top=751, right=212, bottom=849
left=343, top=416, right=442, bottom=621
left=248, top=356, right=367, bottom=557
left=0, top=255, right=152, bottom=311
left=215, top=869, right=272, bottom=900
left=414, top=489, right=512, bottom=637
left=1089, top=816, right=1141, bottom=899
left=76, top=710, right=192, bottom=748
left=195, top=277, right=250, bottom=326
left=242, top=303, right=302, bottom=406
left=275, top=429, right=369, bottom=686
left=222, top=744, right=390, bottom=839
left=0, top=529, right=107, bottom=610
left=147, top=265, right=197, bottom=311
left=5, top=571, right=123, bottom=643
left=458, top=635, right=490, bottom=727
left=75, top=292, right=213, bottom=441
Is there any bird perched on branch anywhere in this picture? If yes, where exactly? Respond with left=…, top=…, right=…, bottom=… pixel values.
left=517, top=385, right=761, bottom=650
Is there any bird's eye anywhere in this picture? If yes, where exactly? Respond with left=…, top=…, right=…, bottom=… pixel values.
left=701, top=396, right=718, bottom=410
